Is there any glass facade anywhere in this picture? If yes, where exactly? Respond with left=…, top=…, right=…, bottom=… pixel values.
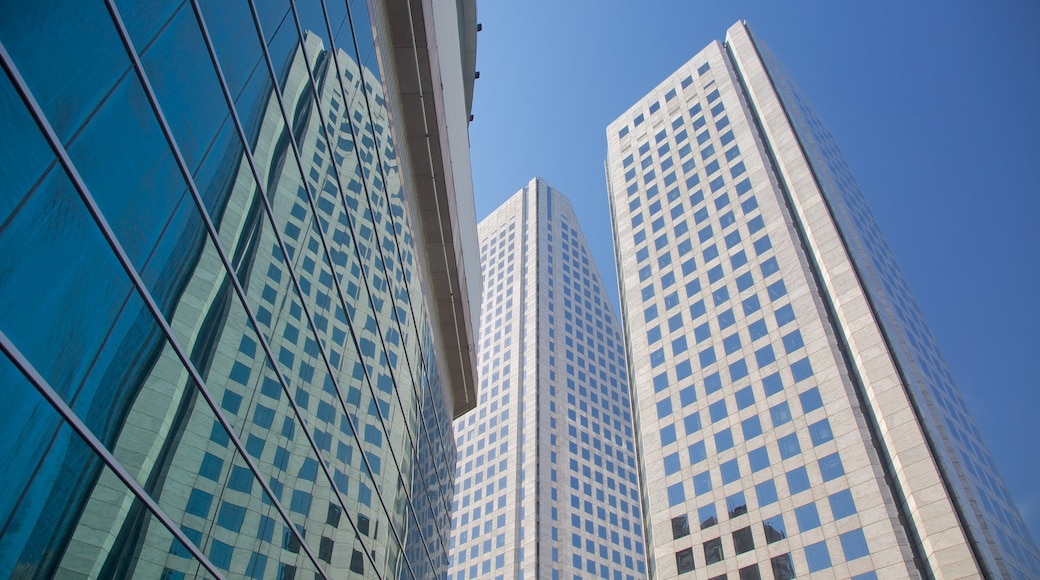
left=449, top=180, right=646, bottom=580
left=606, top=21, right=1039, bottom=580
left=0, top=1, right=478, bottom=578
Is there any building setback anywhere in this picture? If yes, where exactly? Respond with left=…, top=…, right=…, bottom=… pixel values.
left=0, top=0, right=479, bottom=578
left=449, top=179, right=647, bottom=580
left=606, top=21, right=1039, bottom=580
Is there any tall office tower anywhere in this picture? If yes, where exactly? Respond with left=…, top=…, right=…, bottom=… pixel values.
left=607, top=21, right=1039, bottom=580
left=448, top=178, right=647, bottom=580
left=0, top=0, right=480, bottom=578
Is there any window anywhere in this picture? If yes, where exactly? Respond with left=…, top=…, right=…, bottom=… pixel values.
left=777, top=433, right=801, bottom=459
left=769, top=402, right=792, bottom=427
left=672, top=515, right=691, bottom=539
left=786, top=466, right=811, bottom=494
left=782, top=330, right=804, bottom=353
left=739, top=564, right=761, bottom=580
left=685, top=412, right=703, bottom=435
left=771, top=554, right=796, bottom=580
left=829, top=489, right=858, bottom=520
left=720, top=459, right=740, bottom=484
left=689, top=440, right=707, bottom=464
left=733, top=526, right=755, bottom=555
left=799, top=387, right=824, bottom=412
left=742, top=416, right=763, bottom=440
left=818, top=453, right=845, bottom=481
left=703, top=537, right=724, bottom=565
left=664, top=452, right=681, bottom=476
left=756, top=479, right=778, bottom=506
left=763, top=514, right=786, bottom=543
left=676, top=548, right=695, bottom=574
left=840, top=529, right=870, bottom=561
left=693, top=471, right=712, bottom=495
left=698, top=503, right=718, bottom=529
left=668, top=482, right=686, bottom=506
left=805, top=541, right=832, bottom=572
left=748, top=446, right=770, bottom=472
left=726, top=491, right=747, bottom=518
left=709, top=400, right=728, bottom=423
left=795, top=502, right=821, bottom=532
left=714, top=428, right=733, bottom=452
left=808, top=418, right=833, bottom=446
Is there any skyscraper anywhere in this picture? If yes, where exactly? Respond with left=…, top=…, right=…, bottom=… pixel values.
left=606, top=21, right=1039, bottom=580
left=0, top=0, right=479, bottom=578
left=449, top=178, right=646, bottom=580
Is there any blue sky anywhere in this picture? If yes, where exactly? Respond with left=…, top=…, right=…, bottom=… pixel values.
left=466, top=0, right=1040, bottom=544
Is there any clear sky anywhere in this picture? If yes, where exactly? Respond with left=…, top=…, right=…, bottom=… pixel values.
left=465, top=0, right=1040, bottom=544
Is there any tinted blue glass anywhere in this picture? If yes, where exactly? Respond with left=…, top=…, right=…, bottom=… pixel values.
left=786, top=467, right=811, bottom=494
left=694, top=323, right=712, bottom=343
left=742, top=295, right=761, bottom=316
left=818, top=453, right=845, bottom=481
left=720, top=459, right=740, bottom=484
left=763, top=515, right=786, bottom=543
left=689, top=440, right=707, bottom=464
left=663, top=453, right=681, bottom=476
left=698, top=347, right=717, bottom=368
left=679, top=385, right=697, bottom=406
left=755, top=479, right=778, bottom=506
left=667, top=483, right=686, bottom=507
left=829, top=489, right=857, bottom=519
left=748, top=319, right=768, bottom=341
left=795, top=503, right=821, bottom=532
left=762, top=371, right=783, bottom=396
left=808, top=419, right=834, bottom=446
left=791, top=358, right=814, bottom=382
left=709, top=400, right=728, bottom=423
left=729, top=359, right=749, bottom=380
left=748, top=446, right=770, bottom=472
left=698, top=503, right=717, bottom=529
left=723, top=332, right=741, bottom=354
left=693, top=471, right=712, bottom=495
left=735, top=386, right=755, bottom=409
left=742, top=416, right=763, bottom=440
left=717, top=309, right=735, bottom=329
left=726, top=491, right=747, bottom=518
left=804, top=541, right=832, bottom=572
left=770, top=402, right=792, bottom=427
left=714, top=429, right=734, bottom=452
left=840, top=529, right=870, bottom=560
left=657, top=398, right=674, bottom=419
left=676, top=360, right=693, bottom=381
left=685, top=412, right=702, bottom=435
left=799, top=387, right=824, bottom=413
left=661, top=425, right=677, bottom=446
left=778, top=433, right=801, bottom=459
left=755, top=345, right=776, bottom=367
left=704, top=372, right=722, bottom=394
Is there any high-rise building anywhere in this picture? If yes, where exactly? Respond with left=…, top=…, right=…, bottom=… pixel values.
left=606, top=21, right=1039, bottom=580
left=448, top=178, right=647, bottom=580
left=0, top=1, right=480, bottom=578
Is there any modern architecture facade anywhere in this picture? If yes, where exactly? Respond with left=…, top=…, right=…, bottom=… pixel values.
left=449, top=179, right=647, bottom=580
left=607, top=21, right=1039, bottom=580
left=0, top=0, right=480, bottom=578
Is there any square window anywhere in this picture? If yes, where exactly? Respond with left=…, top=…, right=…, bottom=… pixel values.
left=804, top=541, right=832, bottom=572
left=808, top=419, right=834, bottom=446
left=726, top=491, right=747, bottom=518
left=672, top=515, right=691, bottom=539
left=664, top=452, right=682, bottom=476
left=786, top=466, right=811, bottom=494
left=693, top=471, right=713, bottom=496
left=703, top=537, right=724, bottom=565
left=791, top=357, right=814, bottom=382
left=679, top=385, right=698, bottom=407
left=782, top=330, right=804, bottom=353
left=748, top=446, right=770, bottom=472
left=795, top=502, right=821, bottom=532
left=709, top=400, right=728, bottom=423
left=748, top=319, right=768, bottom=340
left=769, top=402, right=792, bottom=427
left=720, top=459, right=740, bottom=484
left=777, top=433, right=801, bottom=459
left=694, top=322, right=712, bottom=343
left=754, top=344, right=775, bottom=367
left=763, top=515, right=786, bottom=543
left=717, top=308, right=735, bottom=329
left=689, top=440, right=707, bottom=464
left=756, top=479, right=778, bottom=506
left=840, top=528, right=870, bottom=561
left=733, top=527, right=755, bottom=555
left=699, top=347, right=717, bottom=368
left=736, top=272, right=754, bottom=291
left=685, top=412, right=703, bottom=435
left=742, top=295, right=761, bottom=316
left=771, top=554, right=796, bottom=580
left=742, top=416, right=763, bottom=440
left=723, top=332, right=742, bottom=354
left=735, top=386, right=755, bottom=409
left=829, top=489, right=858, bottom=520
left=818, top=453, right=845, bottom=481
left=738, top=564, right=761, bottom=580
left=774, top=303, right=795, bottom=326
left=676, top=547, right=695, bottom=574
left=668, top=482, right=686, bottom=506
left=661, top=425, right=677, bottom=446
left=657, top=398, right=674, bottom=419
left=799, top=387, right=824, bottom=412
left=729, top=359, right=749, bottom=380
left=714, top=429, right=734, bottom=452
left=699, top=503, right=718, bottom=529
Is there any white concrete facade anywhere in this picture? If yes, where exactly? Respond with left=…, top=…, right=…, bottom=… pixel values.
left=606, top=20, right=1039, bottom=580
left=448, top=179, right=647, bottom=580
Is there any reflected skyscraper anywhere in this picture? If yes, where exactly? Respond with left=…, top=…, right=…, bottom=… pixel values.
left=606, top=21, right=1040, bottom=580
left=0, top=0, right=479, bottom=578
left=449, top=179, right=647, bottom=579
